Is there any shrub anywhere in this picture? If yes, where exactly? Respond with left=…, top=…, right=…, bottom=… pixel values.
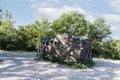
left=40, top=53, right=95, bottom=69
left=92, top=40, right=120, bottom=60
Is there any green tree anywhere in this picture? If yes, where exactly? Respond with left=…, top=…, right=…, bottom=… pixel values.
left=51, top=12, right=111, bottom=40
left=51, top=12, right=112, bottom=57
left=91, top=18, right=111, bottom=56
left=0, top=9, right=2, bottom=25
left=34, top=18, right=50, bottom=49
left=52, top=12, right=87, bottom=35
left=92, top=18, right=111, bottom=41
left=17, top=18, right=50, bottom=51
left=0, top=10, right=15, bottom=32
left=0, top=10, right=16, bottom=50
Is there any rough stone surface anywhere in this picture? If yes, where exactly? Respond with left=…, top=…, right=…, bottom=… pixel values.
left=37, top=34, right=92, bottom=63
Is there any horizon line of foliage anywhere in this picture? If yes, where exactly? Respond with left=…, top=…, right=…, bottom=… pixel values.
left=0, top=9, right=120, bottom=59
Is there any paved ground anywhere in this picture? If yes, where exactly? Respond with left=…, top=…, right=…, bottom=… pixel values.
left=0, top=50, right=120, bottom=80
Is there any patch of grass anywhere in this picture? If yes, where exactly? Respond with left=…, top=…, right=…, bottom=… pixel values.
left=59, top=61, right=95, bottom=69
left=40, top=54, right=95, bottom=69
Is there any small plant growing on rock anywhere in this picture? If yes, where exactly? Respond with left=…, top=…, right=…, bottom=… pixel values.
left=40, top=53, right=95, bottom=69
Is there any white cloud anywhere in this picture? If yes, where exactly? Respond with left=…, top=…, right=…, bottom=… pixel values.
left=30, top=0, right=59, bottom=8
left=108, top=0, right=120, bottom=12
left=103, top=14, right=120, bottom=31
left=69, top=0, right=91, bottom=2
left=54, top=0, right=58, bottom=3
left=29, top=0, right=36, bottom=2
left=29, top=0, right=93, bottom=20
left=34, top=6, right=85, bottom=20
left=85, top=14, right=95, bottom=23
left=87, top=0, right=91, bottom=2
left=103, top=14, right=120, bottom=23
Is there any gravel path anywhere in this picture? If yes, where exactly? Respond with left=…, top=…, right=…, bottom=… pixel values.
left=0, top=51, right=120, bottom=80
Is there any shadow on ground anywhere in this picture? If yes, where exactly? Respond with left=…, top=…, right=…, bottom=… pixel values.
left=0, top=51, right=120, bottom=80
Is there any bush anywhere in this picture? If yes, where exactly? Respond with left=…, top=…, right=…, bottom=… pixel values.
left=92, top=40, right=120, bottom=60
left=40, top=53, right=95, bottom=69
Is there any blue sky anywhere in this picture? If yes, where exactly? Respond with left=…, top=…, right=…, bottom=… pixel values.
left=0, top=0, right=120, bottom=39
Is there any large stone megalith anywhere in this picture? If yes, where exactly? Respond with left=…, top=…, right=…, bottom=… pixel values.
left=36, top=34, right=92, bottom=63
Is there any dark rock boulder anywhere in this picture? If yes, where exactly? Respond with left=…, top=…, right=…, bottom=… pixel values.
left=36, top=34, right=92, bottom=63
